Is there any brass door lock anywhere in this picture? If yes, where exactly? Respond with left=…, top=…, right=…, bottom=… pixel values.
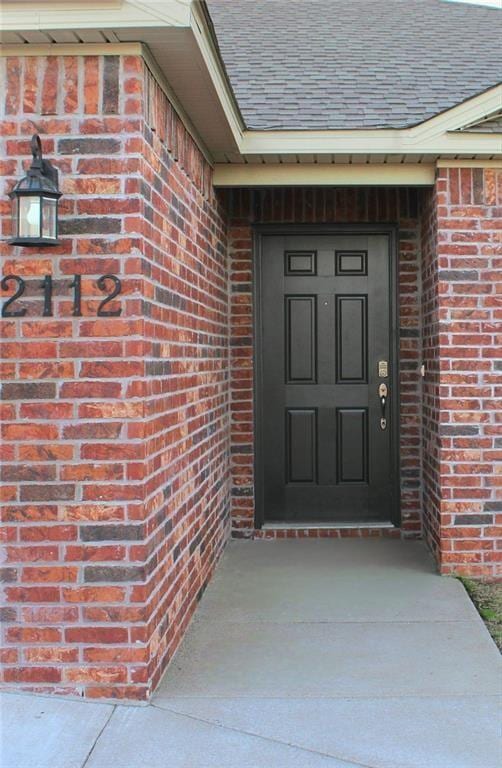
left=379, top=383, right=388, bottom=430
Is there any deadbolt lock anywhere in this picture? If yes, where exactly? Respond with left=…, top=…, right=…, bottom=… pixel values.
left=378, top=360, right=388, bottom=377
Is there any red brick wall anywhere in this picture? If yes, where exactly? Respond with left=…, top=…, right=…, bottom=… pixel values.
left=0, top=54, right=230, bottom=699
left=423, top=168, right=502, bottom=577
left=139, top=68, right=230, bottom=694
left=421, top=182, right=442, bottom=564
left=223, top=188, right=424, bottom=540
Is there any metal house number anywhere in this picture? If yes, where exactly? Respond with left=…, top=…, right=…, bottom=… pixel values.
left=1, top=274, right=122, bottom=318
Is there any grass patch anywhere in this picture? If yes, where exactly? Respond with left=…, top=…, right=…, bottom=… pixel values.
left=458, top=577, right=502, bottom=652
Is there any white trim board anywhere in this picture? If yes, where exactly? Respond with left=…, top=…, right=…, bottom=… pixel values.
left=213, top=164, right=436, bottom=187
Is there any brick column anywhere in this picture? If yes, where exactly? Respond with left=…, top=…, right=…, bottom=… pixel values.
left=423, top=167, right=501, bottom=576
left=0, top=54, right=230, bottom=699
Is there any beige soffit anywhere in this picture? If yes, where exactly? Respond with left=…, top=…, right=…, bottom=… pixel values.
left=212, top=164, right=436, bottom=187
left=0, top=1, right=501, bottom=165
left=436, top=159, right=502, bottom=168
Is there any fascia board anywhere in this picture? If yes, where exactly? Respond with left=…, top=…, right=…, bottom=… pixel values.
left=407, top=85, right=502, bottom=138
left=189, top=2, right=244, bottom=145
left=457, top=110, right=502, bottom=131
left=240, top=131, right=502, bottom=156
left=125, top=0, right=193, bottom=26
left=0, top=0, right=192, bottom=30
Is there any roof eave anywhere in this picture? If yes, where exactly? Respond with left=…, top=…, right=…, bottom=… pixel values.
left=1, top=1, right=500, bottom=164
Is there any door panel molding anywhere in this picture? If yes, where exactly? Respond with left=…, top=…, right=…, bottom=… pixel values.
left=253, top=223, right=400, bottom=529
left=285, top=295, right=317, bottom=384
left=336, top=407, right=369, bottom=484
left=335, top=294, right=368, bottom=383
left=286, top=408, right=318, bottom=484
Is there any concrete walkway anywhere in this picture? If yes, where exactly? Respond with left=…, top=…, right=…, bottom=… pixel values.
left=2, top=539, right=501, bottom=768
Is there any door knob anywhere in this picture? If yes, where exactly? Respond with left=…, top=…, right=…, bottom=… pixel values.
left=378, top=383, right=388, bottom=430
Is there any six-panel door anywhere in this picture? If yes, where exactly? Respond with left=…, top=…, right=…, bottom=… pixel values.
left=260, top=234, right=394, bottom=524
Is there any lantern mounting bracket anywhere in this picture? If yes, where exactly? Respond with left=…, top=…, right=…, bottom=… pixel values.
left=31, top=134, right=42, bottom=160
left=28, top=134, right=59, bottom=187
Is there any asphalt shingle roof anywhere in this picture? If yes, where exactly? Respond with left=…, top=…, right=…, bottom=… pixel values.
left=205, top=0, right=502, bottom=130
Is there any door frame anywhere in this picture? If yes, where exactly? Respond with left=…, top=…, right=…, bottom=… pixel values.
left=252, top=223, right=401, bottom=529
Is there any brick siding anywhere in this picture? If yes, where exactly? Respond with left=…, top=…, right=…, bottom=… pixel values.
left=421, top=182, right=442, bottom=563
left=422, top=168, right=502, bottom=577
left=0, top=54, right=230, bottom=699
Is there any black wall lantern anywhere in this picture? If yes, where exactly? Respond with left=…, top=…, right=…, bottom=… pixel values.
left=9, top=134, right=62, bottom=247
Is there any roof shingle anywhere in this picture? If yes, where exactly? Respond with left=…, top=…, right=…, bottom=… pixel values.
left=206, top=0, right=502, bottom=130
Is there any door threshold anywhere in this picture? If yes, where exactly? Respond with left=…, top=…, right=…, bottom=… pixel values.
left=262, top=522, right=396, bottom=530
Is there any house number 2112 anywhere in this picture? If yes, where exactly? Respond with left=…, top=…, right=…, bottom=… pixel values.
left=1, top=274, right=122, bottom=318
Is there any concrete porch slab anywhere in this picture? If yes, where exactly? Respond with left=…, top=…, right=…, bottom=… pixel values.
left=196, top=539, right=479, bottom=623
left=152, top=538, right=501, bottom=766
left=155, top=617, right=500, bottom=699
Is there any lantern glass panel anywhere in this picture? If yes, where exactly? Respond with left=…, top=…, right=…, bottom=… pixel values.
left=11, top=196, right=19, bottom=239
left=42, top=197, right=57, bottom=240
left=19, top=196, right=41, bottom=239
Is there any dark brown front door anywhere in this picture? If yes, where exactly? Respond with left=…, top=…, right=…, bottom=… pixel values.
left=258, top=231, right=397, bottom=525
